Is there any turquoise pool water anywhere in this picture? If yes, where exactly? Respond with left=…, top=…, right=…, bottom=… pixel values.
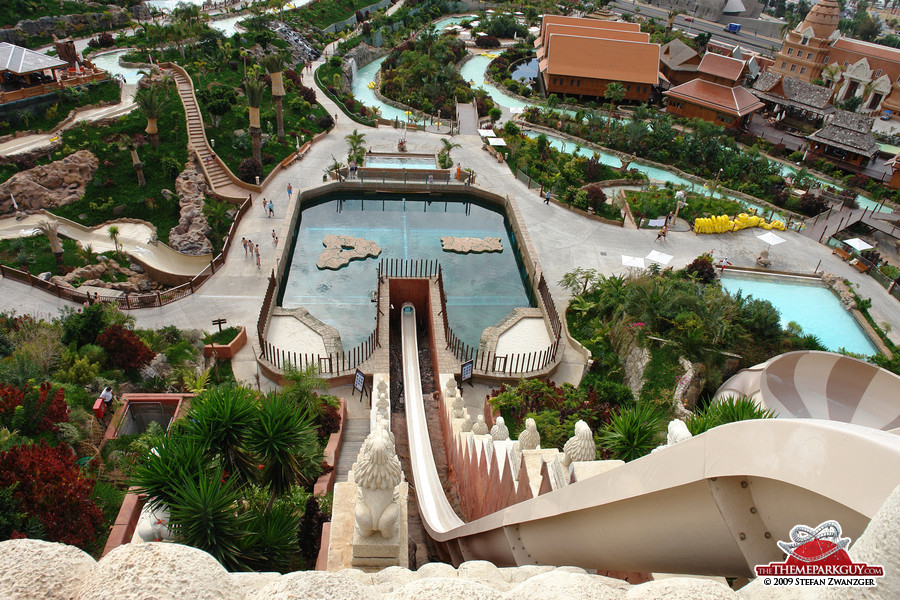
left=366, top=155, right=437, bottom=169
left=779, top=164, right=893, bottom=214
left=280, top=193, right=533, bottom=348
left=523, top=130, right=622, bottom=167
left=720, top=272, right=877, bottom=355
left=351, top=57, right=408, bottom=122
left=460, top=55, right=530, bottom=111
left=89, top=49, right=146, bottom=81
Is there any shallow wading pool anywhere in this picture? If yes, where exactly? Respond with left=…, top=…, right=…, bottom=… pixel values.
left=720, top=270, right=878, bottom=356
left=279, top=192, right=534, bottom=348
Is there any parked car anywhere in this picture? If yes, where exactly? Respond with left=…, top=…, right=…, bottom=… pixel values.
left=881, top=110, right=893, bottom=121
left=684, top=16, right=694, bottom=22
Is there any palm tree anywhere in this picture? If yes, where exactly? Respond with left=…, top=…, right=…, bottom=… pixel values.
left=243, top=77, right=265, bottom=164
left=279, top=364, right=328, bottom=418
left=821, top=63, right=843, bottom=89
left=131, top=148, right=145, bottom=187
left=134, top=86, right=166, bottom=148
left=603, top=82, right=626, bottom=134
left=107, top=225, right=121, bottom=258
left=34, top=220, right=64, bottom=268
left=779, top=14, right=800, bottom=38
left=438, top=137, right=461, bottom=169
left=261, top=53, right=286, bottom=139
left=666, top=9, right=686, bottom=33
left=344, top=128, right=367, bottom=164
left=250, top=392, right=322, bottom=512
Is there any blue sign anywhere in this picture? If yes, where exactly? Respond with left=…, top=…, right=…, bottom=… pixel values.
left=461, top=360, right=474, bottom=383
left=354, top=369, right=365, bottom=393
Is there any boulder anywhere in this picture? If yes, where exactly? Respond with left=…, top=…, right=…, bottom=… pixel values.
left=0, top=539, right=95, bottom=600
left=168, top=160, right=213, bottom=255
left=0, top=150, right=98, bottom=214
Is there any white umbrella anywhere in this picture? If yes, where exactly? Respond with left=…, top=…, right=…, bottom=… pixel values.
left=477, top=129, right=495, bottom=137
left=844, top=237, right=873, bottom=252
left=487, top=138, right=507, bottom=146
left=756, top=232, right=785, bottom=247
left=646, top=250, right=673, bottom=265
left=622, top=255, right=646, bottom=268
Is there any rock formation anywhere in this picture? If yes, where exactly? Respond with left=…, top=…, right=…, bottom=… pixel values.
left=0, top=151, right=98, bottom=214
left=490, top=416, right=510, bottom=441
left=317, top=235, right=381, bottom=270
left=168, top=160, right=214, bottom=256
left=561, top=420, right=596, bottom=467
left=49, top=256, right=157, bottom=293
left=353, top=423, right=403, bottom=539
left=440, top=236, right=503, bottom=254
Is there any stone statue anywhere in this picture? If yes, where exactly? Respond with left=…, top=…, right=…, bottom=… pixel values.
left=517, top=417, right=540, bottom=451
left=53, top=35, right=82, bottom=69
left=562, top=420, right=596, bottom=467
left=490, top=416, right=510, bottom=441
left=451, top=395, right=464, bottom=419
left=651, top=419, right=693, bottom=453
left=472, top=415, right=489, bottom=435
left=353, top=423, right=403, bottom=539
left=444, top=377, right=458, bottom=400
left=461, top=412, right=473, bottom=432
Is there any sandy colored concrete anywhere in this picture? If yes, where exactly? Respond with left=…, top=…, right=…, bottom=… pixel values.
left=0, top=213, right=210, bottom=277
left=495, top=317, right=551, bottom=357
left=267, top=315, right=328, bottom=356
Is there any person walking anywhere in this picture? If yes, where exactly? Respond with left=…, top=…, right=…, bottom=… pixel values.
left=267, top=199, right=275, bottom=217
left=287, top=182, right=293, bottom=200
left=544, top=190, right=551, bottom=204
left=271, top=229, right=277, bottom=245
left=255, top=244, right=261, bottom=269
left=656, top=226, right=665, bottom=242
left=667, top=210, right=674, bottom=226
left=262, top=198, right=268, bottom=217
left=241, top=237, right=248, bottom=257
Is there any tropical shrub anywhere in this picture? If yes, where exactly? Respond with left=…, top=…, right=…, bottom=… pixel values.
left=96, top=325, right=155, bottom=372
left=0, top=383, right=68, bottom=436
left=684, top=395, right=777, bottom=435
left=683, top=253, right=717, bottom=284
left=599, top=404, right=666, bottom=461
left=0, top=440, right=103, bottom=548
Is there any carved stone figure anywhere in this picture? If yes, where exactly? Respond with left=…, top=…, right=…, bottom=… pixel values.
left=517, top=417, right=540, bottom=451
left=472, top=415, right=489, bottom=436
left=353, top=423, right=402, bottom=539
left=562, top=420, right=596, bottom=467
left=461, top=412, right=473, bottom=432
left=451, top=395, right=464, bottom=420
left=490, top=416, right=510, bottom=441
left=651, top=419, right=693, bottom=453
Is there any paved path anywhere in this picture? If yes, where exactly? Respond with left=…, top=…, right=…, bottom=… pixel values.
left=3, top=52, right=900, bottom=387
left=455, top=102, right=479, bottom=135
left=0, top=83, right=137, bottom=157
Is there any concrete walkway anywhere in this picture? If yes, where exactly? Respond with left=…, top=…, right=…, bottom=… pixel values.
left=0, top=83, right=137, bottom=157
left=3, top=52, right=900, bottom=388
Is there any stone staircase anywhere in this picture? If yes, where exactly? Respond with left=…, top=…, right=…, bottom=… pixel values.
left=165, top=66, right=247, bottom=200
left=335, top=417, right=370, bottom=483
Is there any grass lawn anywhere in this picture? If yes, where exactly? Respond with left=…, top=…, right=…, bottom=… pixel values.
left=0, top=80, right=121, bottom=137
left=48, top=87, right=188, bottom=245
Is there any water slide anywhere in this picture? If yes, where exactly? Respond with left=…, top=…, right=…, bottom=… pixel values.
left=715, top=350, right=900, bottom=431
left=399, top=304, right=900, bottom=577
left=0, top=213, right=210, bottom=278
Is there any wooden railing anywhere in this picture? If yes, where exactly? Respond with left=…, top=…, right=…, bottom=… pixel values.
left=0, top=71, right=108, bottom=104
left=377, top=258, right=441, bottom=279
left=260, top=330, right=377, bottom=376
left=0, top=195, right=252, bottom=309
left=257, top=271, right=277, bottom=348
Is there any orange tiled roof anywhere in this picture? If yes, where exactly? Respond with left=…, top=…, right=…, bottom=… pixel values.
left=544, top=23, right=650, bottom=46
left=540, top=15, right=639, bottom=40
left=831, top=37, right=900, bottom=64
left=664, top=79, right=764, bottom=117
left=544, top=35, right=660, bottom=84
left=698, top=53, right=745, bottom=81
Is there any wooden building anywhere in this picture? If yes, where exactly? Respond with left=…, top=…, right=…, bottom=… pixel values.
left=537, top=15, right=660, bottom=102
left=663, top=79, right=763, bottom=128
left=805, top=110, right=878, bottom=171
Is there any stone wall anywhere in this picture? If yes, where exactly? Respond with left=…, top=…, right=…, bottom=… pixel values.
left=0, top=8, right=132, bottom=46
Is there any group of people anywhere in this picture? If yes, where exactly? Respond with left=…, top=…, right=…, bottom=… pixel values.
left=241, top=237, right=262, bottom=268
left=263, top=198, right=275, bottom=218
left=81, top=291, right=103, bottom=307
left=655, top=211, right=677, bottom=242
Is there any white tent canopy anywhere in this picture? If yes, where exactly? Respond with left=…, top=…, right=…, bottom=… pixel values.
left=622, top=255, right=646, bottom=268
left=756, top=232, right=785, bottom=246
left=646, top=250, right=673, bottom=265
left=487, top=138, right=507, bottom=146
left=477, top=129, right=495, bottom=137
left=844, top=237, right=873, bottom=252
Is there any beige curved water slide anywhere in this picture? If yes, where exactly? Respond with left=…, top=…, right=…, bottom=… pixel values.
left=0, top=213, right=210, bottom=278
left=400, top=309, right=900, bottom=577
left=715, top=350, right=900, bottom=431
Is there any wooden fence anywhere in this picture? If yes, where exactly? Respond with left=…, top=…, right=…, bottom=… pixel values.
left=260, top=330, right=377, bottom=376
left=1, top=195, right=252, bottom=309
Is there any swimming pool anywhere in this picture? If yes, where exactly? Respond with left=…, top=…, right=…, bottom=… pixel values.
left=720, top=271, right=877, bottom=355
left=365, top=154, right=437, bottom=170
left=279, top=192, right=533, bottom=348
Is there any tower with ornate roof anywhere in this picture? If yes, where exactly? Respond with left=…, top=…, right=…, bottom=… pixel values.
left=769, top=0, right=840, bottom=83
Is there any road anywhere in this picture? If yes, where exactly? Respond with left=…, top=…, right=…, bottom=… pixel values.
left=609, top=1, right=782, bottom=56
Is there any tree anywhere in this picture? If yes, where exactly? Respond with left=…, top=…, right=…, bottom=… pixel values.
left=133, top=87, right=167, bottom=148
left=603, top=82, right=626, bottom=134
left=0, top=440, right=103, bottom=548
left=243, top=77, right=265, bottom=164
left=438, top=137, right=461, bottom=169
left=96, top=325, right=155, bottom=373
left=666, top=9, right=686, bottom=33
left=250, top=392, right=322, bottom=512
left=261, top=54, right=286, bottom=139
left=107, top=225, right=121, bottom=257
left=33, top=220, right=63, bottom=269
left=344, top=128, right=366, bottom=165
left=488, top=106, right=502, bottom=124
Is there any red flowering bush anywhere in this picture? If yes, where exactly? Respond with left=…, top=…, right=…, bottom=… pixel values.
left=96, top=325, right=155, bottom=372
left=0, top=383, right=68, bottom=435
left=0, top=440, right=103, bottom=548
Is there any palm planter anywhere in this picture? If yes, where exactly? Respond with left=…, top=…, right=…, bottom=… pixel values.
left=203, top=326, right=247, bottom=359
